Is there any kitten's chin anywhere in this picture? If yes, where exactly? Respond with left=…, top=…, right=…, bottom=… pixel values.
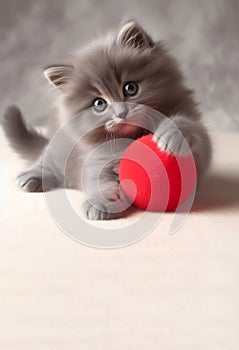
left=106, top=122, right=146, bottom=139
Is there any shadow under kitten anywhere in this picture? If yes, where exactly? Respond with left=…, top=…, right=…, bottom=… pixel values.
left=192, top=172, right=239, bottom=212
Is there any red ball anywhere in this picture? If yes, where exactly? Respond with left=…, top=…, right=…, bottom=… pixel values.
left=119, top=134, right=197, bottom=212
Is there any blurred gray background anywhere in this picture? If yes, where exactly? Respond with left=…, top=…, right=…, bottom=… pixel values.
left=0, top=0, right=239, bottom=131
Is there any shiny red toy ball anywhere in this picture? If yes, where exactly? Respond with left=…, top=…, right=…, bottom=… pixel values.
left=119, top=134, right=197, bottom=212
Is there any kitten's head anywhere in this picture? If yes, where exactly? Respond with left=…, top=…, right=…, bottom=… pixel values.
left=44, top=21, right=183, bottom=141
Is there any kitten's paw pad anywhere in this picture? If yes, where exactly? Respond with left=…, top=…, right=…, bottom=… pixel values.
left=16, top=172, right=43, bottom=192
left=153, top=128, right=191, bottom=156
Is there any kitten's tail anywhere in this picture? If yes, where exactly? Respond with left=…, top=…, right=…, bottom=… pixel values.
left=2, top=105, right=49, bottom=161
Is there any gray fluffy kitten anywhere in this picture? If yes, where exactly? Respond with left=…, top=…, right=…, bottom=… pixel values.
left=2, top=21, right=212, bottom=220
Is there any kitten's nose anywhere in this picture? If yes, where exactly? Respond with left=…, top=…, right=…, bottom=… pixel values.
left=118, top=111, right=128, bottom=119
left=112, top=103, right=128, bottom=120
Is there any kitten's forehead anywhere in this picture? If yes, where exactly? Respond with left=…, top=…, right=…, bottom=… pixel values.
left=72, top=43, right=153, bottom=98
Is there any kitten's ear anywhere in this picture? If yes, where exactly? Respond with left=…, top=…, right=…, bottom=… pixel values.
left=43, top=64, right=74, bottom=89
left=117, top=21, right=154, bottom=50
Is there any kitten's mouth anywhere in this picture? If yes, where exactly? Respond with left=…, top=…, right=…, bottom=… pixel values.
left=105, top=119, right=148, bottom=139
left=105, top=110, right=150, bottom=138
left=107, top=121, right=139, bottom=133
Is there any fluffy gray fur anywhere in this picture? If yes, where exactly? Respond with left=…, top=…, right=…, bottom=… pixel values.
left=2, top=21, right=212, bottom=220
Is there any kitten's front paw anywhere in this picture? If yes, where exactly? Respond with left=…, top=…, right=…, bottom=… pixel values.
left=153, top=125, right=191, bottom=156
left=84, top=190, right=131, bottom=220
left=16, top=168, right=59, bottom=192
left=85, top=202, right=122, bottom=220
left=16, top=172, right=43, bottom=192
left=86, top=203, right=110, bottom=220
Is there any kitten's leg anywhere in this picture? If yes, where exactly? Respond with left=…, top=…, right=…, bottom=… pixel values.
left=17, top=157, right=62, bottom=192
left=83, top=165, right=132, bottom=220
left=153, top=115, right=212, bottom=177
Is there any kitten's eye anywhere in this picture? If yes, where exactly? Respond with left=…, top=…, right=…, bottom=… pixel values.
left=123, top=82, right=138, bottom=97
left=93, top=98, right=107, bottom=113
